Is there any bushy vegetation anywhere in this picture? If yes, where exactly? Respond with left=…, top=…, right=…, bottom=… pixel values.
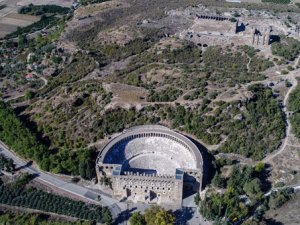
left=34, top=82, right=111, bottom=148
left=268, top=188, right=294, bottom=209
left=148, top=87, right=183, bottom=102
left=249, top=56, right=274, bottom=72
left=0, top=101, right=96, bottom=179
left=271, top=36, right=300, bottom=61
left=288, top=83, right=300, bottom=139
left=0, top=212, right=92, bottom=225
left=112, top=44, right=272, bottom=110
left=79, top=0, right=109, bottom=6
left=132, top=42, right=202, bottom=65
left=199, top=163, right=295, bottom=224
left=41, top=54, right=96, bottom=93
left=85, top=29, right=165, bottom=64
left=117, top=44, right=271, bottom=91
left=0, top=153, right=15, bottom=172
left=157, top=84, right=284, bottom=159
left=163, top=103, right=222, bottom=145
left=55, top=84, right=284, bottom=161
left=199, top=155, right=297, bottom=225
left=0, top=101, right=46, bottom=163
left=19, top=4, right=70, bottom=15
left=0, top=178, right=112, bottom=224
left=129, top=206, right=175, bottom=225
left=202, top=46, right=269, bottom=86
left=219, top=84, right=285, bottom=160
left=183, top=88, right=207, bottom=101
left=199, top=165, right=264, bottom=222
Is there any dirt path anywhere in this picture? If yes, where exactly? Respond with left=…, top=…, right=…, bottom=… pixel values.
left=4, top=75, right=48, bottom=103
left=38, top=75, right=48, bottom=89
left=263, top=59, right=300, bottom=163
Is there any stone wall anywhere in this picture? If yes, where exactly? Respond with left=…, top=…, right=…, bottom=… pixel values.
left=96, top=125, right=204, bottom=207
left=112, top=172, right=183, bottom=207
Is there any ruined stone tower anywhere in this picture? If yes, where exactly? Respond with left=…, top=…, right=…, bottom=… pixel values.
left=252, top=26, right=271, bottom=46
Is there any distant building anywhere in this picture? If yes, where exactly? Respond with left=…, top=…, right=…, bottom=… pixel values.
left=25, top=73, right=34, bottom=81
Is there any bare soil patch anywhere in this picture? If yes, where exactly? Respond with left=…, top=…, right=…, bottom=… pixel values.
left=17, top=0, right=73, bottom=7
left=0, top=23, right=16, bottom=38
left=265, top=191, right=300, bottom=225
left=269, top=144, right=300, bottom=185
left=105, top=83, right=147, bottom=105
left=5, top=12, right=39, bottom=21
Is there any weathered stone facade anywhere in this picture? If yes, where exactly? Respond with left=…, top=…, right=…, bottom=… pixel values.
left=251, top=26, right=271, bottom=46
left=96, top=125, right=203, bottom=207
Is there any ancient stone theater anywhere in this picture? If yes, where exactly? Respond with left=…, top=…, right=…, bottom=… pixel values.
left=96, top=125, right=203, bottom=207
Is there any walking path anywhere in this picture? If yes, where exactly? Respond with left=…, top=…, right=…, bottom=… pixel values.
left=263, top=58, right=300, bottom=163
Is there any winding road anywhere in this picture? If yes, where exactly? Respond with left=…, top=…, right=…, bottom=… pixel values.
left=0, top=141, right=126, bottom=223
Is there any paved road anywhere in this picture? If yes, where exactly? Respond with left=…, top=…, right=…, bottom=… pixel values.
left=0, top=141, right=125, bottom=223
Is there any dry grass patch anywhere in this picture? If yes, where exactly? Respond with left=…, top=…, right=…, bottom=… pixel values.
left=269, top=144, right=300, bottom=186
left=4, top=13, right=39, bottom=21
left=144, top=66, right=182, bottom=84
left=75, top=0, right=129, bottom=18
left=105, top=83, right=147, bottom=104
left=96, top=25, right=142, bottom=45
left=265, top=191, right=300, bottom=225
left=155, top=37, right=184, bottom=51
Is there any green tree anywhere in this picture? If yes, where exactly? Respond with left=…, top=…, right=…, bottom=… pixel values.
left=129, top=212, right=145, bottom=225
left=212, top=173, right=226, bottom=188
left=25, top=90, right=35, bottom=100
left=254, top=162, right=265, bottom=173
left=144, top=206, right=175, bottom=225
left=154, top=209, right=175, bottom=225
left=18, top=34, right=27, bottom=49
left=243, top=178, right=263, bottom=201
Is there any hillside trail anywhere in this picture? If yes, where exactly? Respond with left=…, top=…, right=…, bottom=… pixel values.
left=263, top=56, right=300, bottom=163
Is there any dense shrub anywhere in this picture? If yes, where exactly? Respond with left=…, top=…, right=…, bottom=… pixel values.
left=148, top=87, right=183, bottom=102
left=0, top=101, right=96, bottom=179
left=0, top=154, right=15, bottom=172
left=268, top=188, right=294, bottom=209
left=129, top=206, right=175, bottom=225
left=271, top=36, right=300, bottom=61
left=80, top=0, right=109, bottom=6
left=199, top=165, right=269, bottom=222
left=219, top=84, right=285, bottom=160
left=288, top=83, right=300, bottom=139
left=19, top=4, right=70, bottom=15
